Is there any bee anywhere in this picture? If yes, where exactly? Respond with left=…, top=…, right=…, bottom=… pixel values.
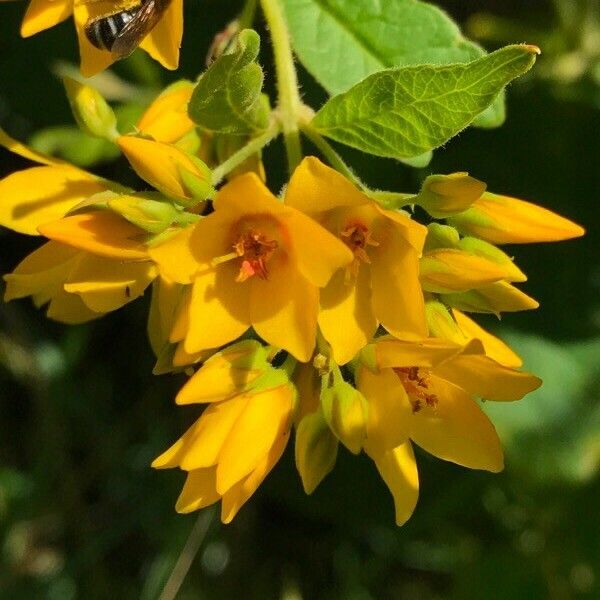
left=84, top=0, right=172, bottom=59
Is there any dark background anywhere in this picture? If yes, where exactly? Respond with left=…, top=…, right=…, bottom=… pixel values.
left=1, top=0, right=599, bottom=598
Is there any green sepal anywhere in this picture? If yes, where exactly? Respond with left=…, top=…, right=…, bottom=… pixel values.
left=177, top=163, right=216, bottom=205
left=107, top=194, right=199, bottom=234
left=424, top=223, right=461, bottom=252
left=63, top=77, right=118, bottom=141
left=295, top=407, right=339, bottom=494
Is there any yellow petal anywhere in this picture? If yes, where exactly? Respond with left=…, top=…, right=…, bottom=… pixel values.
left=369, top=442, right=419, bottom=526
left=213, top=172, right=287, bottom=217
left=176, top=344, right=266, bottom=404
left=370, top=221, right=427, bottom=339
left=358, top=366, right=412, bottom=455
left=184, top=263, right=251, bottom=353
left=452, top=309, right=523, bottom=368
left=138, top=0, right=183, bottom=71
left=38, top=211, right=149, bottom=260
left=285, top=209, right=353, bottom=288
left=449, top=193, right=585, bottom=244
left=319, top=267, right=377, bottom=365
left=0, top=165, right=108, bottom=235
left=73, top=2, right=116, bottom=77
left=169, top=285, right=192, bottom=343
left=64, top=255, right=156, bottom=312
left=21, top=0, right=72, bottom=36
left=4, top=241, right=79, bottom=303
left=216, top=386, right=293, bottom=494
left=46, top=290, right=103, bottom=324
left=137, top=81, right=195, bottom=143
left=374, top=337, right=470, bottom=370
left=410, top=375, right=504, bottom=472
left=151, top=397, right=248, bottom=470
left=175, top=467, right=221, bottom=513
left=375, top=206, right=427, bottom=252
left=250, top=253, right=319, bottom=362
left=148, top=277, right=184, bottom=354
left=148, top=226, right=200, bottom=285
left=0, top=127, right=62, bottom=166
left=221, top=429, right=289, bottom=524
left=285, top=156, right=367, bottom=214
left=420, top=249, right=514, bottom=294
left=435, top=353, right=541, bottom=401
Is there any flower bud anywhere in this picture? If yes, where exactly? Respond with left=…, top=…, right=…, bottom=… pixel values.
left=320, top=374, right=368, bottom=455
left=107, top=194, right=198, bottom=234
left=63, top=77, right=118, bottom=140
left=415, top=172, right=486, bottom=218
left=295, top=407, right=339, bottom=494
left=443, top=281, right=539, bottom=315
left=448, top=192, right=585, bottom=244
left=137, top=80, right=196, bottom=143
left=458, top=236, right=526, bottom=282
left=118, top=136, right=215, bottom=205
left=425, top=300, right=467, bottom=343
left=420, top=249, right=514, bottom=294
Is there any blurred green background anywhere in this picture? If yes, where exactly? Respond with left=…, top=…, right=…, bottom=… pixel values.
left=0, top=0, right=599, bottom=598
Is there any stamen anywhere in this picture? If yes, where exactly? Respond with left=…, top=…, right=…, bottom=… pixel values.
left=232, top=229, right=279, bottom=282
left=394, top=367, right=438, bottom=413
left=341, top=222, right=379, bottom=280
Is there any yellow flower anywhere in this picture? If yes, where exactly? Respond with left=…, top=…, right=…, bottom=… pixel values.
left=5, top=212, right=157, bottom=322
left=149, top=172, right=353, bottom=361
left=21, top=0, right=184, bottom=77
left=447, top=192, right=585, bottom=244
left=357, top=337, right=541, bottom=524
left=285, top=157, right=428, bottom=364
left=0, top=128, right=113, bottom=235
left=152, top=345, right=295, bottom=523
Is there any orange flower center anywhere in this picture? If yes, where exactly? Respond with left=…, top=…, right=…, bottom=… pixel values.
left=394, top=367, right=438, bottom=413
left=340, top=222, right=379, bottom=279
left=232, top=229, right=279, bottom=282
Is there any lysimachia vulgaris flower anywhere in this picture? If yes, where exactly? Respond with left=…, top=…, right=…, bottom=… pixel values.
left=18, top=0, right=183, bottom=76
left=152, top=341, right=296, bottom=523
left=285, top=157, right=428, bottom=364
left=355, top=336, right=541, bottom=525
left=148, top=172, right=353, bottom=362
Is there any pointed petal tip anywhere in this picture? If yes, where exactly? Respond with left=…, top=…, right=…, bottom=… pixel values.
left=523, top=45, right=541, bottom=56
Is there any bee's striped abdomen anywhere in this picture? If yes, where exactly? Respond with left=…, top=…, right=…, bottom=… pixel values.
left=85, top=9, right=138, bottom=51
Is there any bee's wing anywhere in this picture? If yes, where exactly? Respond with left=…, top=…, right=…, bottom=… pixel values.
left=111, top=0, right=170, bottom=58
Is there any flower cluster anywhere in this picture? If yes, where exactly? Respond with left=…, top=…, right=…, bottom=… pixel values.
left=0, top=80, right=584, bottom=525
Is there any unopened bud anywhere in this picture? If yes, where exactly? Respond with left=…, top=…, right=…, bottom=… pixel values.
left=416, top=172, right=486, bottom=218
left=63, top=77, right=118, bottom=140
left=443, top=281, right=539, bottom=315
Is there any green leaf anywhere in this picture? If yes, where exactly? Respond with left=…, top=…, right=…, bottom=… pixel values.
left=282, top=0, right=505, bottom=129
left=311, top=45, right=539, bottom=159
left=188, top=29, right=269, bottom=135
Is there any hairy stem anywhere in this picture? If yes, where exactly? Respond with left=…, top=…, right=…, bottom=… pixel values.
left=260, top=0, right=303, bottom=173
left=211, top=124, right=280, bottom=186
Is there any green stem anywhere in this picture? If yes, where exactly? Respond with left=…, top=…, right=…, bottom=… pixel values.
left=300, top=120, right=364, bottom=189
left=239, top=0, right=258, bottom=29
left=159, top=508, right=216, bottom=600
left=260, top=0, right=303, bottom=173
left=211, top=125, right=279, bottom=186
